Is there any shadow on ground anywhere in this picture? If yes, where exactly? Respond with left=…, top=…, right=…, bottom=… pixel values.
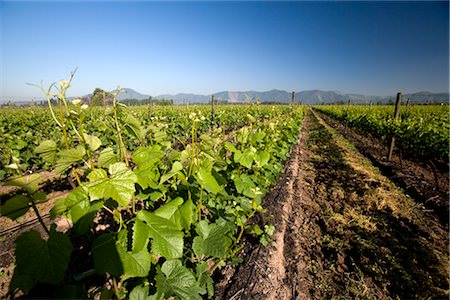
left=307, top=112, right=449, bottom=299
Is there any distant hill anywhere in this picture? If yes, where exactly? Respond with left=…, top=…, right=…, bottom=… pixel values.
left=112, top=88, right=150, bottom=101
left=4, top=89, right=447, bottom=105
left=156, top=93, right=210, bottom=103
left=154, top=89, right=449, bottom=105
left=402, top=92, right=449, bottom=103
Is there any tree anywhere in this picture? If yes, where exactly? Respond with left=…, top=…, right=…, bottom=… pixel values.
left=91, top=88, right=113, bottom=106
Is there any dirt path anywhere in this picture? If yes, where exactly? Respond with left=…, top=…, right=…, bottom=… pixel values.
left=217, top=109, right=449, bottom=299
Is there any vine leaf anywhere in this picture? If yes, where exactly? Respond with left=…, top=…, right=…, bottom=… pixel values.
left=4, top=173, right=41, bottom=193
left=98, top=147, right=118, bottom=168
left=0, top=191, right=47, bottom=220
left=132, top=145, right=164, bottom=166
left=55, top=146, right=86, bottom=173
left=152, top=198, right=194, bottom=232
left=34, top=140, right=57, bottom=164
left=154, top=197, right=184, bottom=229
left=233, top=174, right=257, bottom=198
left=135, top=165, right=160, bottom=190
left=117, top=247, right=151, bottom=278
left=179, top=198, right=194, bottom=231
left=192, top=221, right=232, bottom=259
left=159, top=161, right=183, bottom=185
left=13, top=227, right=73, bottom=289
left=83, top=134, right=102, bottom=151
left=195, top=168, right=222, bottom=195
left=132, top=219, right=151, bottom=253
left=234, top=148, right=255, bottom=169
left=137, top=211, right=184, bottom=259
left=64, top=187, right=90, bottom=223
left=254, top=150, right=270, bottom=167
left=129, top=285, right=151, bottom=300
left=87, top=162, right=137, bottom=206
left=115, top=229, right=151, bottom=278
left=124, top=114, right=146, bottom=142
left=155, top=260, right=205, bottom=300
left=0, top=195, right=30, bottom=220
left=92, top=233, right=123, bottom=277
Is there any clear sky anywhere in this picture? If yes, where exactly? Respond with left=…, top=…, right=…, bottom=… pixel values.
left=1, top=1, right=448, bottom=101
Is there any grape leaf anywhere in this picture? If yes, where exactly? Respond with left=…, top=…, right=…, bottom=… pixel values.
left=4, top=173, right=41, bottom=193
left=83, top=134, right=102, bottom=151
left=14, top=228, right=73, bottom=285
left=0, top=195, right=30, bottom=220
left=64, top=187, right=90, bottom=223
left=88, top=162, right=137, bottom=206
left=92, top=233, right=123, bottom=277
left=114, top=229, right=151, bottom=278
left=132, top=219, right=151, bottom=253
left=135, top=164, right=160, bottom=190
left=124, top=114, right=146, bottom=141
left=179, top=198, right=194, bottom=231
left=233, top=174, right=257, bottom=198
left=154, top=197, right=183, bottom=220
left=117, top=247, right=151, bottom=278
left=234, top=150, right=253, bottom=169
left=98, top=147, right=118, bottom=169
left=254, top=150, right=270, bottom=167
left=55, top=146, right=86, bottom=173
left=155, top=260, right=205, bottom=300
left=192, top=221, right=232, bottom=258
left=34, top=140, right=57, bottom=164
left=195, top=168, right=222, bottom=194
left=137, top=211, right=184, bottom=259
left=132, top=145, right=164, bottom=166
left=129, top=285, right=151, bottom=300
left=159, top=161, right=183, bottom=184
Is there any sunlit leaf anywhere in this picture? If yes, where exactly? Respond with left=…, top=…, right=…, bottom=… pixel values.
left=88, top=162, right=137, bottom=206
left=83, top=134, right=102, bottom=151
left=34, top=140, right=57, bottom=164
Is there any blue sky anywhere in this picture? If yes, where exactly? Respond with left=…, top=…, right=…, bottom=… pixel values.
left=1, top=1, right=448, bottom=101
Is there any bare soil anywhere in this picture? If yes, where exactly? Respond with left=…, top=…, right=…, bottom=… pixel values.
left=216, top=109, right=449, bottom=299
left=0, top=172, right=72, bottom=298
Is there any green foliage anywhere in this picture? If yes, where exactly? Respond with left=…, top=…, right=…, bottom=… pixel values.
left=83, top=134, right=102, bottom=151
left=12, top=227, right=72, bottom=288
left=129, top=285, right=151, bottom=300
left=55, top=146, right=86, bottom=173
left=98, top=147, right=118, bottom=168
left=0, top=195, right=30, bottom=220
left=316, top=105, right=449, bottom=161
left=3, top=78, right=307, bottom=299
left=195, top=168, right=223, bottom=194
left=64, top=187, right=90, bottom=223
left=116, top=229, right=152, bottom=278
left=193, top=220, right=233, bottom=259
left=87, top=162, right=137, bottom=206
left=155, top=260, right=205, bottom=300
left=137, top=210, right=184, bottom=259
left=92, top=233, right=123, bottom=277
left=34, top=140, right=57, bottom=164
left=4, top=173, right=41, bottom=194
left=91, top=88, right=113, bottom=106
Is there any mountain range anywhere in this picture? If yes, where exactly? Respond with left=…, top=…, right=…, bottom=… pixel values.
left=115, top=88, right=449, bottom=104
left=3, top=89, right=448, bottom=105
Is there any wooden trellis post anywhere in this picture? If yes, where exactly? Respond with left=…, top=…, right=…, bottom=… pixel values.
left=211, top=95, right=215, bottom=128
left=148, top=96, right=153, bottom=118
left=387, top=92, right=402, bottom=161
